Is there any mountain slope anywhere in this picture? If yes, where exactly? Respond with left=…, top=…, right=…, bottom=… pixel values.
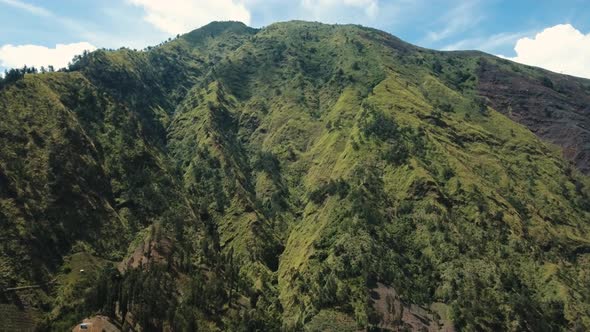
left=477, top=58, right=590, bottom=174
left=1, top=21, right=590, bottom=331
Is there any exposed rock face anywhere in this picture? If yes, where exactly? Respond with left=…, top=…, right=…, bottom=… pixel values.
left=371, top=283, right=455, bottom=332
left=118, top=235, right=174, bottom=272
left=477, top=60, right=590, bottom=174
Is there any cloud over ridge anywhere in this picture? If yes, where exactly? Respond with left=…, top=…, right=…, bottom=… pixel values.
left=0, top=42, right=97, bottom=71
left=504, top=24, right=590, bottom=79
left=127, top=0, right=251, bottom=35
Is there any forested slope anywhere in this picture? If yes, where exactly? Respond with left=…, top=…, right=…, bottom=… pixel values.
left=1, top=21, right=590, bottom=331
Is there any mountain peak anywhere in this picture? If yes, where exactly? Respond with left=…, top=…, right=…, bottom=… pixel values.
left=181, top=21, right=257, bottom=45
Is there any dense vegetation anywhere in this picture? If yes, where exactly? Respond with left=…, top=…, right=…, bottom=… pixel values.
left=1, top=21, right=590, bottom=331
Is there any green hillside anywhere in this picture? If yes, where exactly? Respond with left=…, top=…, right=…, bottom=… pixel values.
left=1, top=21, right=590, bottom=331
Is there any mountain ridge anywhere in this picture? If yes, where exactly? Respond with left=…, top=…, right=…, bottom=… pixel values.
left=1, top=20, right=590, bottom=331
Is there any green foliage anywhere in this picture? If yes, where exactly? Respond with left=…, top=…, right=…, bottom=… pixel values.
left=309, top=179, right=350, bottom=204
left=362, top=107, right=401, bottom=141
left=541, top=76, right=555, bottom=89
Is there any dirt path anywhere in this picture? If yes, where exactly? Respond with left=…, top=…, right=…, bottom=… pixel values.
left=2, top=279, right=57, bottom=292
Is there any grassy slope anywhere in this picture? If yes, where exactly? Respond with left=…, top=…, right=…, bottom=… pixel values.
left=0, top=22, right=257, bottom=329
left=173, top=21, right=590, bottom=330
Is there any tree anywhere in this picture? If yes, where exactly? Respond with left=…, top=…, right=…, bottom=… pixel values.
left=476, top=96, right=488, bottom=115
left=320, top=272, right=338, bottom=306
left=1, top=67, right=27, bottom=86
left=541, top=76, right=554, bottom=89
left=432, top=59, right=443, bottom=74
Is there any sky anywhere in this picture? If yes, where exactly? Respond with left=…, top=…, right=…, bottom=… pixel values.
left=0, top=0, right=589, bottom=78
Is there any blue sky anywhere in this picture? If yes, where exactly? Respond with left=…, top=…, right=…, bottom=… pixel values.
left=1, top=0, right=590, bottom=77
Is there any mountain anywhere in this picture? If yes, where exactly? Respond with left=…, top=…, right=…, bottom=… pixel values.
left=0, top=21, right=589, bottom=331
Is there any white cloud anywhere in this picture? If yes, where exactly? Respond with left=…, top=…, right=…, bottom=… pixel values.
left=0, top=0, right=51, bottom=17
left=442, top=31, right=531, bottom=53
left=426, top=1, right=483, bottom=42
left=0, top=42, right=97, bottom=70
left=502, top=24, right=590, bottom=79
left=127, top=0, right=251, bottom=35
left=301, top=0, right=379, bottom=18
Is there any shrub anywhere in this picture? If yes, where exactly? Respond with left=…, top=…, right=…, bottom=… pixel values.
left=541, top=76, right=554, bottom=89
left=309, top=179, right=350, bottom=204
